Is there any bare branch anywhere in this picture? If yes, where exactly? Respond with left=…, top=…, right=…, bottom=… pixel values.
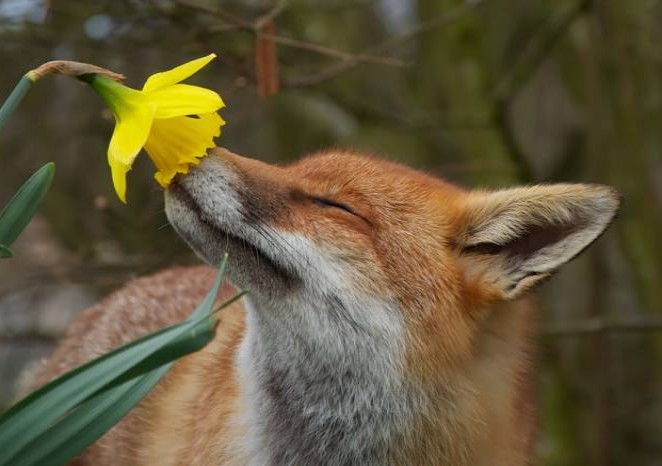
left=0, top=257, right=171, bottom=295
left=5, top=316, right=662, bottom=342
left=284, top=0, right=485, bottom=87
left=265, top=35, right=407, bottom=67
left=257, top=0, right=289, bottom=25
left=542, top=317, right=662, bottom=337
left=369, top=0, right=486, bottom=54
left=174, top=0, right=253, bottom=29
left=492, top=0, right=590, bottom=102
left=172, top=0, right=406, bottom=67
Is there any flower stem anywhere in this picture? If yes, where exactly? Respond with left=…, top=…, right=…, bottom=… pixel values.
left=0, top=74, right=34, bottom=135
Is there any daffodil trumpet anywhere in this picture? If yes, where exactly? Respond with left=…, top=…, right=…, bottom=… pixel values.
left=80, top=54, right=225, bottom=203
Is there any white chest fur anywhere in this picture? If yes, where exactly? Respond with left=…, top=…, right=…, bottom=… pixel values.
left=235, top=290, right=411, bottom=466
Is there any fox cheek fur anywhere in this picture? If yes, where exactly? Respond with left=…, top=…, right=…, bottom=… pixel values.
left=29, top=147, right=620, bottom=466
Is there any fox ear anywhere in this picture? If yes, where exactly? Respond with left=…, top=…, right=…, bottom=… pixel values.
left=457, top=184, right=620, bottom=300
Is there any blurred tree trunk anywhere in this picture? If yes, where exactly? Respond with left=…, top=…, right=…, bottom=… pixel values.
left=580, top=2, right=662, bottom=465
left=587, top=0, right=662, bottom=311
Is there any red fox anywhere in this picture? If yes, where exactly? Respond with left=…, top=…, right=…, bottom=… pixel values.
left=28, top=147, right=620, bottom=465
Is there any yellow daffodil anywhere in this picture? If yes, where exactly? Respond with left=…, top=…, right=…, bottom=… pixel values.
left=81, top=54, right=225, bottom=202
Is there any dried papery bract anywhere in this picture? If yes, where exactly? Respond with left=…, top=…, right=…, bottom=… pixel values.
left=26, top=60, right=124, bottom=83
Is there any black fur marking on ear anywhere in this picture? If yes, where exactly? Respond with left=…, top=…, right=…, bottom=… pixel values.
left=462, top=242, right=505, bottom=255
left=504, top=222, right=583, bottom=259
left=462, top=220, right=584, bottom=259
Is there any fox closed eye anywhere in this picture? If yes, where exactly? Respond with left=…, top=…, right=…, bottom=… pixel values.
left=312, top=196, right=356, bottom=215
left=311, top=196, right=374, bottom=227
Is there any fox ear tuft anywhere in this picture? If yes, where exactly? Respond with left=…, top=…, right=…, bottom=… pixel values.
left=457, top=184, right=620, bottom=300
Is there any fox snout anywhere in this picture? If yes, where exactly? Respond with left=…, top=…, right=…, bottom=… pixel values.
left=165, top=149, right=302, bottom=294
left=165, top=147, right=399, bottom=298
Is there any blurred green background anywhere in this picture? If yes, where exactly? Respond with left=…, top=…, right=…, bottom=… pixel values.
left=1, top=0, right=661, bottom=464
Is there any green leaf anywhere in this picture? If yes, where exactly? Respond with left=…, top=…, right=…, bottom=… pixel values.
left=0, top=316, right=216, bottom=464
left=8, top=314, right=217, bottom=466
left=0, top=162, right=55, bottom=248
left=0, top=244, right=12, bottom=258
left=39, top=367, right=170, bottom=466
left=189, top=252, right=228, bottom=320
left=8, top=369, right=167, bottom=466
left=0, top=257, right=237, bottom=465
left=0, top=74, right=34, bottom=136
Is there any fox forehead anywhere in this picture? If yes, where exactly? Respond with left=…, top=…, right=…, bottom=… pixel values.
left=290, top=150, right=462, bottom=199
left=232, top=148, right=467, bottom=235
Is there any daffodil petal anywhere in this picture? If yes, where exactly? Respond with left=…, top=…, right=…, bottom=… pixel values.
left=149, top=84, right=224, bottom=119
left=110, top=162, right=130, bottom=203
left=107, top=101, right=156, bottom=202
left=144, top=112, right=224, bottom=187
left=154, top=162, right=197, bottom=188
left=108, top=103, right=155, bottom=166
left=142, top=54, right=216, bottom=92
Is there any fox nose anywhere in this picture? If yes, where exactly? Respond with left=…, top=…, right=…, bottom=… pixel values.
left=170, top=147, right=238, bottom=186
left=174, top=150, right=240, bottom=195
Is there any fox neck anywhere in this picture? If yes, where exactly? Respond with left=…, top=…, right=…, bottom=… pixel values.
left=231, top=293, right=530, bottom=466
left=236, top=290, right=413, bottom=465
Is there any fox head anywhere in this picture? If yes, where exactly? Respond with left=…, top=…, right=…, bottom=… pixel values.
left=164, top=147, right=619, bottom=464
left=166, top=147, right=619, bottom=310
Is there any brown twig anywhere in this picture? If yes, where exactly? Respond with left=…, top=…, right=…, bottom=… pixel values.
left=172, top=0, right=405, bottom=67
left=284, top=0, right=485, bottom=87
left=258, top=0, right=289, bottom=24
left=264, top=35, right=406, bottom=67
left=542, top=317, right=662, bottom=337
left=0, top=257, right=173, bottom=295
left=4, top=317, right=662, bottom=342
